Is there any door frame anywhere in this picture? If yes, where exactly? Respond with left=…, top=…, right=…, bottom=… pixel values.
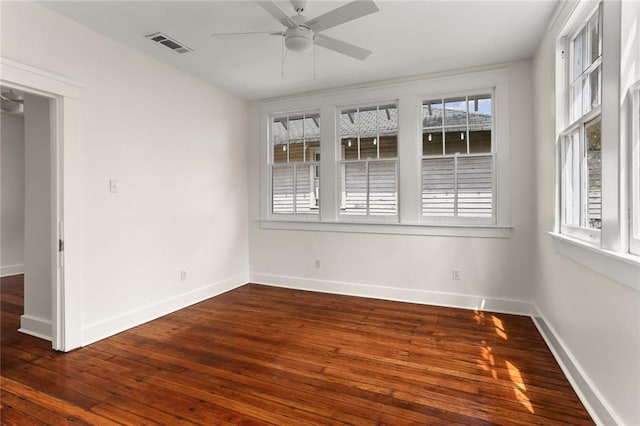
left=1, top=58, right=82, bottom=351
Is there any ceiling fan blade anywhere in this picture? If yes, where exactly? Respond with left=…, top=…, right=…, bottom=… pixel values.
left=314, top=34, right=372, bottom=61
left=305, top=0, right=379, bottom=33
left=255, top=1, right=297, bottom=28
left=211, top=31, right=283, bottom=39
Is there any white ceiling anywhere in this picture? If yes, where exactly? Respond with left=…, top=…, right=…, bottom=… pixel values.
left=41, top=0, right=557, bottom=100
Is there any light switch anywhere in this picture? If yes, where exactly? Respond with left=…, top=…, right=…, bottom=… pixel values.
left=109, top=179, right=118, bottom=193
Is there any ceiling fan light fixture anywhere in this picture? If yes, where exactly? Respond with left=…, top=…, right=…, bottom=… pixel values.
left=284, top=26, right=313, bottom=52
left=229, top=0, right=378, bottom=61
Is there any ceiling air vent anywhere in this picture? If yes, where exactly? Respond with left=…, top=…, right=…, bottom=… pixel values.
left=145, top=32, right=193, bottom=54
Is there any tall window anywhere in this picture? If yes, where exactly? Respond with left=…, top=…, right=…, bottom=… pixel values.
left=270, top=112, right=320, bottom=216
left=421, top=94, right=494, bottom=221
left=339, top=103, right=398, bottom=217
left=560, top=5, right=602, bottom=240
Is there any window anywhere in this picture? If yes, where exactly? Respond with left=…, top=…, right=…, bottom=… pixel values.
left=421, top=94, right=494, bottom=222
left=269, top=112, right=320, bottom=216
left=559, top=4, right=602, bottom=241
left=550, top=0, right=639, bottom=289
left=260, top=68, right=510, bottom=237
left=339, top=103, right=398, bottom=218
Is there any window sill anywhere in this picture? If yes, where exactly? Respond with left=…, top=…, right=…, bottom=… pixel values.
left=549, top=232, right=640, bottom=292
left=260, top=220, right=512, bottom=238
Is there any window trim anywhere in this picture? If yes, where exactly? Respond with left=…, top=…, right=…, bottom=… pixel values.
left=336, top=100, right=400, bottom=221
left=258, top=67, right=511, bottom=238
left=550, top=0, right=640, bottom=284
left=267, top=109, right=322, bottom=220
left=559, top=110, right=602, bottom=243
left=419, top=88, right=497, bottom=226
left=261, top=219, right=512, bottom=238
left=557, top=2, right=603, bottom=243
left=550, top=232, right=640, bottom=292
left=631, top=82, right=640, bottom=255
left=308, top=146, right=321, bottom=209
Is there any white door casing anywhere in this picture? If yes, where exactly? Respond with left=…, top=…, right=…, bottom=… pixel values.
left=1, top=58, right=82, bottom=351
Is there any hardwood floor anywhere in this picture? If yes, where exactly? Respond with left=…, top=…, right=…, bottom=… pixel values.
left=1, top=274, right=593, bottom=425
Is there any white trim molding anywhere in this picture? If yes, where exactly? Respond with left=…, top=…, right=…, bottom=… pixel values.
left=260, top=220, right=512, bottom=238
left=81, top=273, right=249, bottom=347
left=1, top=264, right=24, bottom=277
left=550, top=232, right=640, bottom=291
left=532, top=305, right=621, bottom=426
left=0, top=58, right=82, bottom=98
left=250, top=272, right=532, bottom=315
left=1, top=57, right=83, bottom=352
left=19, top=314, right=52, bottom=341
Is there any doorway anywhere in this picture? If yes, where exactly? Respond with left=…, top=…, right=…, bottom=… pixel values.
left=1, top=58, right=82, bottom=351
left=1, top=88, right=55, bottom=344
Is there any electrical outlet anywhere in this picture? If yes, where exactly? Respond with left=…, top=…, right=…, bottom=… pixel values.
left=314, top=259, right=320, bottom=269
left=180, top=270, right=187, bottom=281
left=452, top=268, right=460, bottom=280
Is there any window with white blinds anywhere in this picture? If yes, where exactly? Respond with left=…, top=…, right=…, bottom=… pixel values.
left=339, top=104, right=398, bottom=218
left=270, top=112, right=320, bottom=216
left=421, top=94, right=494, bottom=222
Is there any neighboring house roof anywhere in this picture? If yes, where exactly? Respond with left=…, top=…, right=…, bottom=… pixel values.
left=340, top=106, right=398, bottom=140
left=422, top=107, right=492, bottom=131
left=272, top=116, right=320, bottom=145
left=271, top=107, right=491, bottom=144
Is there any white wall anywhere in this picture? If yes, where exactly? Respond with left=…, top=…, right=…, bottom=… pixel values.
left=532, top=14, right=640, bottom=426
left=2, top=2, right=637, bottom=422
left=1, top=1, right=250, bottom=344
left=22, top=94, right=53, bottom=336
left=1, top=112, right=25, bottom=276
left=249, top=61, right=536, bottom=310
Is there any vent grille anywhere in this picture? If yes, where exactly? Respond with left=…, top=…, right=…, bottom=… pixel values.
left=145, top=32, right=193, bottom=54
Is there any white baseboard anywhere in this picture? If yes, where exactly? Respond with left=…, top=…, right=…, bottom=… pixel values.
left=1, top=264, right=24, bottom=277
left=250, top=273, right=532, bottom=316
left=81, top=273, right=249, bottom=346
left=19, top=314, right=52, bottom=341
left=531, top=305, right=620, bottom=426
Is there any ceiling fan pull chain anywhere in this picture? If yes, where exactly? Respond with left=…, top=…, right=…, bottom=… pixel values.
left=313, top=43, right=316, bottom=81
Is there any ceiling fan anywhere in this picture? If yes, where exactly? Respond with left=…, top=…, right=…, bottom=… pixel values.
left=211, top=0, right=379, bottom=61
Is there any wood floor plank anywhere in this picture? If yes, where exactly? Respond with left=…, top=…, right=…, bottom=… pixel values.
left=1, top=389, right=74, bottom=425
left=1, top=377, right=118, bottom=425
left=1, top=277, right=594, bottom=424
left=0, top=406, right=45, bottom=426
left=89, top=396, right=198, bottom=426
